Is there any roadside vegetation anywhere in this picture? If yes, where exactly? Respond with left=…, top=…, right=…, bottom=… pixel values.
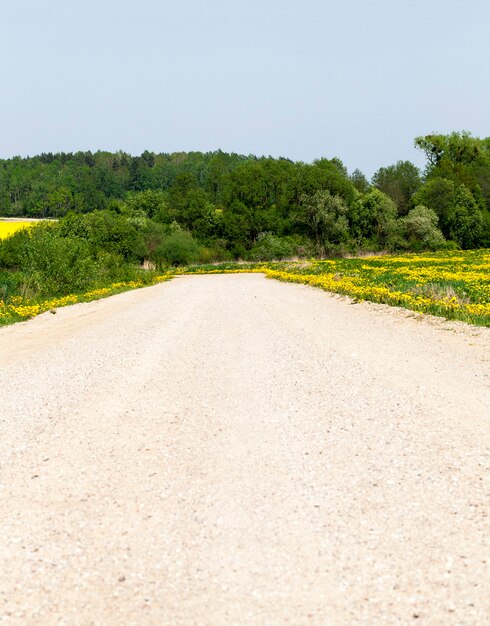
left=2, top=247, right=489, bottom=327
left=0, top=132, right=489, bottom=326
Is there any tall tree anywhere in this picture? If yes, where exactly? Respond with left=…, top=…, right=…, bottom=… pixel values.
left=372, top=160, right=421, bottom=216
left=446, top=186, right=485, bottom=249
left=296, top=190, right=349, bottom=250
left=350, top=169, right=369, bottom=193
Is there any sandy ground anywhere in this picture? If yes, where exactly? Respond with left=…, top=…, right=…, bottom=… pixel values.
left=0, top=273, right=489, bottom=626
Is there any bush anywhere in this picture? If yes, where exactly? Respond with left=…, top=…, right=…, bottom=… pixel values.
left=0, top=222, right=138, bottom=300
left=287, top=235, right=316, bottom=258
left=348, top=189, right=399, bottom=248
left=197, top=241, right=233, bottom=263
left=152, top=228, right=201, bottom=267
left=58, top=210, right=147, bottom=261
left=18, top=225, right=99, bottom=296
left=0, top=227, right=33, bottom=269
left=401, top=206, right=446, bottom=250
left=249, top=233, right=295, bottom=261
left=0, top=270, right=25, bottom=302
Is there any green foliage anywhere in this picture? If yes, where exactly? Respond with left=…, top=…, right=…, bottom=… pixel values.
left=415, top=132, right=485, bottom=168
left=400, top=206, right=446, bottom=250
left=297, top=190, right=350, bottom=252
left=36, top=186, right=82, bottom=217
left=446, top=186, right=486, bottom=249
left=0, top=227, right=33, bottom=268
left=0, top=219, right=141, bottom=301
left=415, top=132, right=490, bottom=211
left=0, top=269, right=24, bottom=302
left=249, top=233, right=295, bottom=261
left=0, top=138, right=488, bottom=267
left=372, top=160, right=422, bottom=216
left=124, top=189, right=170, bottom=221
left=221, top=200, right=259, bottom=252
left=10, top=224, right=100, bottom=296
left=349, top=169, right=370, bottom=193
left=58, top=210, right=147, bottom=260
left=152, top=226, right=201, bottom=267
left=348, top=189, right=399, bottom=248
left=412, top=177, right=456, bottom=235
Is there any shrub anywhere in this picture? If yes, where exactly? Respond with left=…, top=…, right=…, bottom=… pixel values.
left=152, top=228, right=201, bottom=267
left=197, top=241, right=233, bottom=263
left=0, top=227, right=33, bottom=268
left=348, top=189, right=399, bottom=248
left=58, top=210, right=147, bottom=261
left=401, top=206, right=446, bottom=250
left=19, top=225, right=99, bottom=296
left=249, top=233, right=295, bottom=261
left=0, top=222, right=137, bottom=299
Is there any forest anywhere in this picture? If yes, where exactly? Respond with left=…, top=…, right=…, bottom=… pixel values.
left=0, top=132, right=489, bottom=266
left=1, top=131, right=490, bottom=325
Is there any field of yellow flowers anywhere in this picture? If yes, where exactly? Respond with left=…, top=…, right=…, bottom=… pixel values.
left=0, top=221, right=35, bottom=239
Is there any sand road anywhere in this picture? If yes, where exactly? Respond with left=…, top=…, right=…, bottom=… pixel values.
left=0, top=273, right=489, bottom=625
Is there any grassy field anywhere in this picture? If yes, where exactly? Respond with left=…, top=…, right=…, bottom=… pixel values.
left=0, top=221, right=36, bottom=240
left=1, top=250, right=489, bottom=327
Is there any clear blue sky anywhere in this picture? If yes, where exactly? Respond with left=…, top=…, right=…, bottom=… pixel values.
left=1, top=0, right=488, bottom=176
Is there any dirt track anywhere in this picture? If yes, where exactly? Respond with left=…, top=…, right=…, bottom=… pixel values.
left=0, top=273, right=489, bottom=625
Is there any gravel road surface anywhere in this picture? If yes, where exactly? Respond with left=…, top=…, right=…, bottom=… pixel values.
left=1, top=274, right=489, bottom=625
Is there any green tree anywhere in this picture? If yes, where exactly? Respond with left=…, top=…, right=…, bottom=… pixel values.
left=350, top=169, right=370, bottom=193
left=297, top=190, right=350, bottom=251
left=412, top=177, right=456, bottom=235
left=372, top=160, right=421, bottom=215
left=222, top=200, right=260, bottom=254
left=446, top=186, right=485, bottom=249
left=415, top=132, right=490, bottom=210
left=36, top=187, right=76, bottom=217
left=58, top=210, right=146, bottom=261
left=17, top=224, right=99, bottom=296
left=414, top=131, right=484, bottom=168
left=401, top=206, right=445, bottom=250
left=348, top=189, right=398, bottom=248
left=125, top=189, right=170, bottom=221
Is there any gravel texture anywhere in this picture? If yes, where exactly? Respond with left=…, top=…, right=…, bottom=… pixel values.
left=0, top=273, right=489, bottom=625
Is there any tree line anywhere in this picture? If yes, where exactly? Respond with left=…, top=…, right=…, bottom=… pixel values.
left=1, top=132, right=489, bottom=261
